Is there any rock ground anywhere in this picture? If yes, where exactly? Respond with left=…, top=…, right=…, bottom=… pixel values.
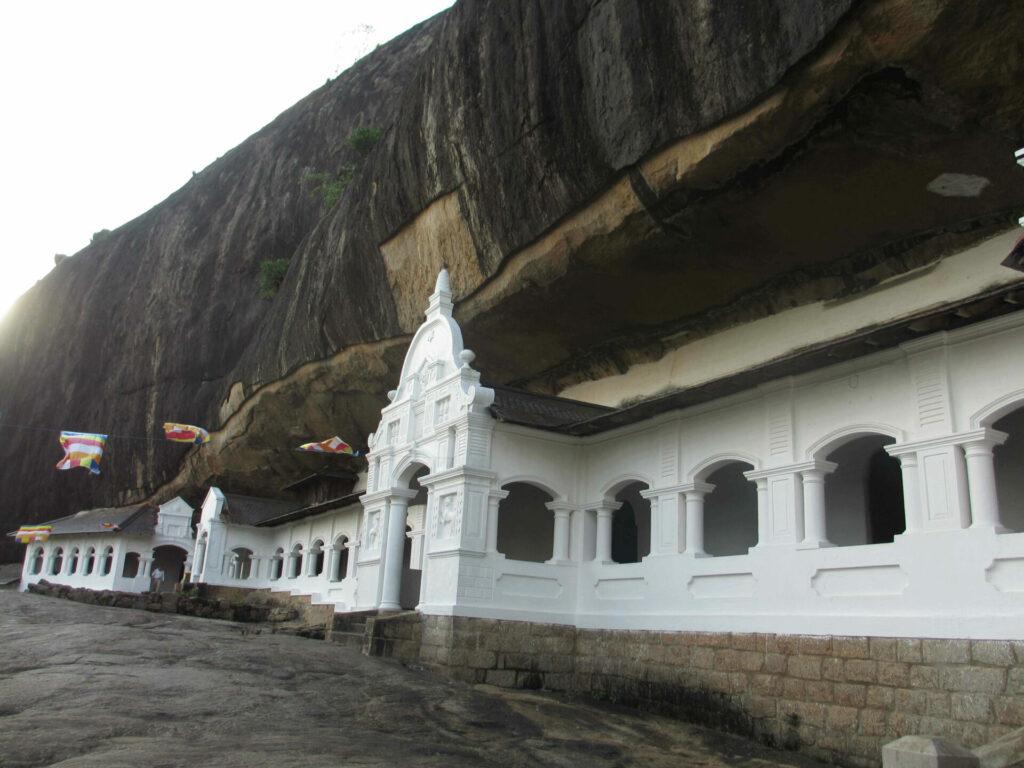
left=0, top=590, right=830, bottom=768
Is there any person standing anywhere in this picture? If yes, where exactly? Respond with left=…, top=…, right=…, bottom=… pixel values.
left=151, top=566, right=165, bottom=593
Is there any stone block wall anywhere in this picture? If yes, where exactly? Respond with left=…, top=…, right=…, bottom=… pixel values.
left=369, top=615, right=1024, bottom=768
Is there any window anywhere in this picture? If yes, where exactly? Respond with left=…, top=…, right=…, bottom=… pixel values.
left=30, top=547, right=44, bottom=575
left=84, top=547, right=95, bottom=575
left=232, top=548, right=253, bottom=580
left=270, top=548, right=284, bottom=581
left=121, top=552, right=140, bottom=578
left=825, top=435, right=904, bottom=545
left=69, top=547, right=80, bottom=574
left=496, top=483, right=555, bottom=563
left=332, top=536, right=349, bottom=581
left=101, top=547, right=114, bottom=576
left=703, top=462, right=758, bottom=556
left=50, top=547, right=64, bottom=576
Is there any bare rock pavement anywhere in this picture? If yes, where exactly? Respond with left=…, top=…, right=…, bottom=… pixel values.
left=0, top=590, right=827, bottom=768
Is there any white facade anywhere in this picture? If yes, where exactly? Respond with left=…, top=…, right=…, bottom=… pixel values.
left=193, top=487, right=364, bottom=610
left=19, top=497, right=195, bottom=593
left=193, top=251, right=1024, bottom=641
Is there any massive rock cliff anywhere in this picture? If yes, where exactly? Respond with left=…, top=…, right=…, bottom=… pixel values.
left=1, top=0, right=1022, bottom=560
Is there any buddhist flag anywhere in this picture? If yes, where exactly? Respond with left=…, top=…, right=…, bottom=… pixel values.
left=56, top=431, right=107, bottom=475
left=14, top=525, right=51, bottom=543
left=163, top=422, right=210, bottom=444
left=298, top=436, right=358, bottom=455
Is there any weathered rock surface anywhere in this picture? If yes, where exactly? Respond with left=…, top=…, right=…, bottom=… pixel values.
left=1, top=0, right=1023, bottom=557
left=0, top=590, right=829, bottom=768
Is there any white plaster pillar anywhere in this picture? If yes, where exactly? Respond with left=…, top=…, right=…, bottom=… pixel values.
left=681, top=482, right=715, bottom=557
left=799, top=461, right=837, bottom=548
left=380, top=491, right=416, bottom=610
left=348, top=543, right=359, bottom=578
left=194, top=537, right=208, bottom=581
left=327, top=548, right=340, bottom=582
left=547, top=503, right=573, bottom=563
left=754, top=478, right=768, bottom=546
left=893, top=453, right=922, bottom=532
left=963, top=429, right=1009, bottom=530
left=888, top=435, right=977, bottom=532
left=307, top=548, right=321, bottom=577
left=485, top=490, right=508, bottom=553
left=593, top=503, right=620, bottom=563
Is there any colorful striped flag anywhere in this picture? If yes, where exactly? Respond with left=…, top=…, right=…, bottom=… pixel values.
left=297, top=436, right=358, bottom=455
left=56, top=431, right=107, bottom=475
left=14, top=525, right=51, bottom=543
left=163, top=422, right=210, bottom=444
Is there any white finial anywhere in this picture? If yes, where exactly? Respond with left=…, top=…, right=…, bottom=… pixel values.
left=435, top=268, right=451, bottom=294
left=426, top=266, right=454, bottom=319
left=459, top=349, right=476, bottom=368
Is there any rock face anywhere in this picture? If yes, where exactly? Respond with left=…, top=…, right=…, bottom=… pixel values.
left=1, top=0, right=1023, bottom=561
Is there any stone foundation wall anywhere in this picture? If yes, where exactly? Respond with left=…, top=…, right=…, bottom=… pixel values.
left=370, top=615, right=1024, bottom=768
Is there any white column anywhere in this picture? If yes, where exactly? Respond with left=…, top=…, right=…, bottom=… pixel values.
left=485, top=490, right=508, bottom=553
left=799, top=461, right=837, bottom=548
left=893, top=453, right=922, bottom=532
left=682, top=482, right=714, bottom=557
left=594, top=504, right=619, bottom=563
left=963, top=430, right=1009, bottom=530
left=327, top=548, right=340, bottom=582
left=754, top=477, right=769, bottom=545
left=380, top=492, right=415, bottom=610
left=547, top=504, right=573, bottom=563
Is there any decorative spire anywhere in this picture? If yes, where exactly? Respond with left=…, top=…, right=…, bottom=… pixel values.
left=427, top=267, right=454, bottom=318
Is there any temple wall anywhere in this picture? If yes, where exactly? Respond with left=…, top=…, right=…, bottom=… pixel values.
left=370, top=614, right=1024, bottom=768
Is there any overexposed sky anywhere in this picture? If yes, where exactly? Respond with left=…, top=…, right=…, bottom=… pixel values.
left=0, top=0, right=454, bottom=319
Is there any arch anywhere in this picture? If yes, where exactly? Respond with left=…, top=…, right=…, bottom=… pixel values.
left=30, top=546, right=44, bottom=575
left=807, top=423, right=904, bottom=461
left=704, top=461, right=758, bottom=556
left=496, top=482, right=555, bottom=563
left=610, top=480, right=651, bottom=564
left=824, top=434, right=904, bottom=545
left=331, top=534, right=350, bottom=581
left=496, top=475, right=563, bottom=502
left=993, top=404, right=1024, bottom=532
left=392, top=457, right=433, bottom=491
left=689, top=452, right=761, bottom=483
left=231, top=547, right=254, bottom=580
left=599, top=473, right=655, bottom=501
left=121, top=551, right=141, bottom=578
left=152, top=545, right=188, bottom=589
left=289, top=543, right=304, bottom=579
left=50, top=547, right=64, bottom=576
left=270, top=547, right=284, bottom=581
left=971, top=389, right=1024, bottom=429
left=84, top=546, right=96, bottom=575
left=69, top=547, right=80, bottom=574
left=100, top=546, right=114, bottom=576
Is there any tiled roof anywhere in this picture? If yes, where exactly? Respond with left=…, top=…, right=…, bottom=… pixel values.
left=221, top=494, right=305, bottom=526
left=489, top=385, right=616, bottom=431
left=43, top=504, right=157, bottom=536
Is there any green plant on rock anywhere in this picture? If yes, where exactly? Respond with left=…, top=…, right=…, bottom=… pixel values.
left=302, top=164, right=356, bottom=209
left=346, top=125, right=383, bottom=156
left=260, top=258, right=291, bottom=298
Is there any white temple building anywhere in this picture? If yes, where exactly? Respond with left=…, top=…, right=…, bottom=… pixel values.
left=18, top=497, right=194, bottom=594
left=191, top=235, right=1024, bottom=640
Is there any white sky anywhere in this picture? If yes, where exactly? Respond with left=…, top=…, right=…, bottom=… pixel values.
left=0, top=0, right=454, bottom=319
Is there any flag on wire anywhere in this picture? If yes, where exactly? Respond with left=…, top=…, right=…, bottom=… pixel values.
left=297, top=436, right=358, bottom=455
left=14, top=525, right=51, bottom=543
left=163, top=422, right=210, bottom=444
left=56, top=431, right=107, bottom=475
